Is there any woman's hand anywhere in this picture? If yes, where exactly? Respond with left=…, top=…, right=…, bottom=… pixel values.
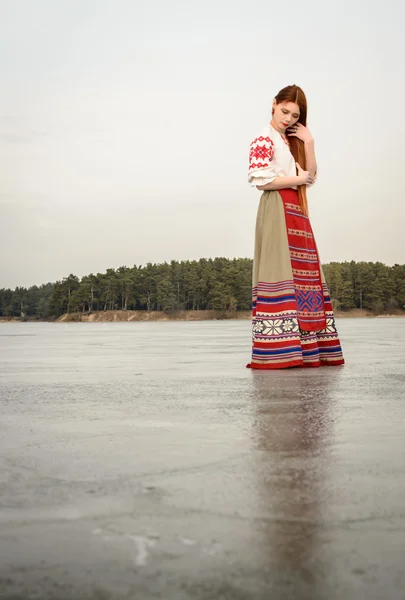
left=296, top=162, right=315, bottom=185
left=288, top=123, right=313, bottom=144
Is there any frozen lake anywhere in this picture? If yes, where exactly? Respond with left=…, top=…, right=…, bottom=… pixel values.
left=1, top=319, right=405, bottom=599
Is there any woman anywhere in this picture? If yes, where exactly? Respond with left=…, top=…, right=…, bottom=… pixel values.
left=247, top=84, right=344, bottom=369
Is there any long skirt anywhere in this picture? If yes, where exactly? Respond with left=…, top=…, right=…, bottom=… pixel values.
left=247, top=188, right=344, bottom=369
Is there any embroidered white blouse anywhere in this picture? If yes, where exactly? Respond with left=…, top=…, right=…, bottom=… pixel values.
left=248, top=124, right=297, bottom=189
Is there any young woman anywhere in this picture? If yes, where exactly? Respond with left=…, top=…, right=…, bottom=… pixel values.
left=247, top=85, right=344, bottom=369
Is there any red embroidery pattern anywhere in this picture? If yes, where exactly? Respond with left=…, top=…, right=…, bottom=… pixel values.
left=249, top=136, right=274, bottom=172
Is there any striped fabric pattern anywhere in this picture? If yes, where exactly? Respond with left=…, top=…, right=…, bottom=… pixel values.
left=251, top=279, right=304, bottom=368
left=247, top=189, right=344, bottom=370
left=283, top=193, right=327, bottom=332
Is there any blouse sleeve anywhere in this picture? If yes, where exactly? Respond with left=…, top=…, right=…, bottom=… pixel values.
left=248, top=135, right=277, bottom=187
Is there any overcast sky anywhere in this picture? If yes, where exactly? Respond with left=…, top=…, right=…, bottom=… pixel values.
left=1, top=0, right=404, bottom=289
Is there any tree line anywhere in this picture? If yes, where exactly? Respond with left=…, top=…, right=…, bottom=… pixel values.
left=0, top=259, right=404, bottom=319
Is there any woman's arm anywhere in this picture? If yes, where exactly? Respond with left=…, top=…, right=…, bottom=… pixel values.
left=256, top=176, right=303, bottom=191
left=287, top=124, right=317, bottom=179
left=304, top=139, right=317, bottom=179
left=256, top=163, right=312, bottom=191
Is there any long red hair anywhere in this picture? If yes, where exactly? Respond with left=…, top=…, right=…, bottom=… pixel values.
left=274, top=85, right=308, bottom=215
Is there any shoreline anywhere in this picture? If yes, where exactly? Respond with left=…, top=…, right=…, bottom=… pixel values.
left=1, top=308, right=405, bottom=323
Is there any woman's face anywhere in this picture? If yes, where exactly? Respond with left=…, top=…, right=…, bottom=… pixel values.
left=272, top=100, right=300, bottom=132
